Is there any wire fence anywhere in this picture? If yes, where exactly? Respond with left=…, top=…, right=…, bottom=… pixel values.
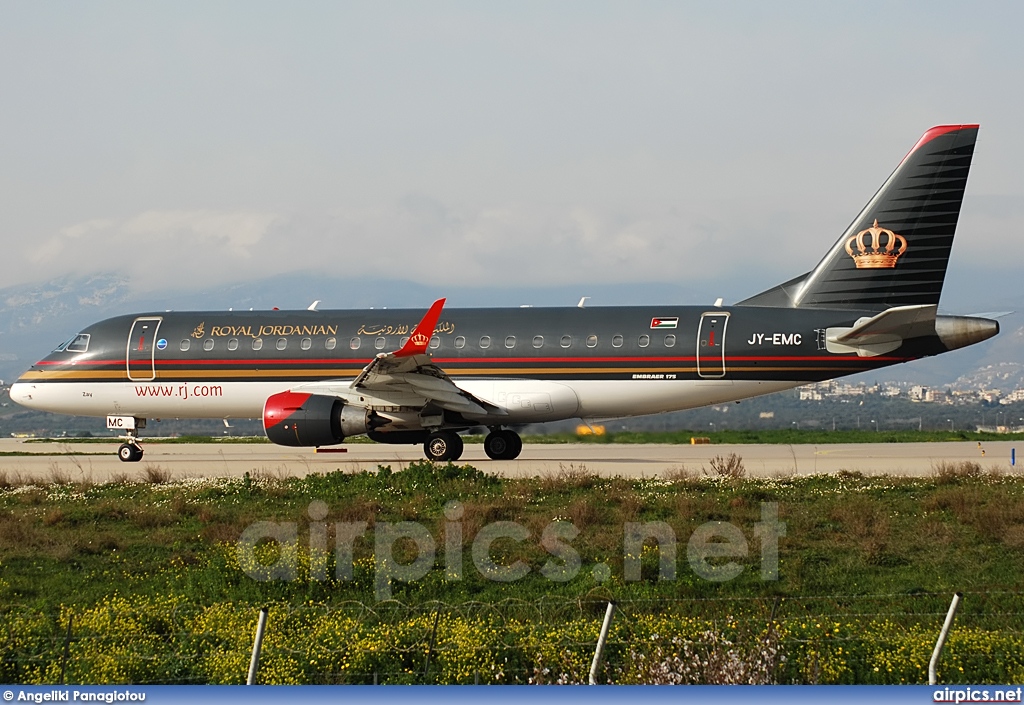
left=3, top=591, right=1024, bottom=685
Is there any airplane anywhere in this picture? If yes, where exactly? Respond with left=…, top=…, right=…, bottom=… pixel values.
left=10, top=124, right=998, bottom=463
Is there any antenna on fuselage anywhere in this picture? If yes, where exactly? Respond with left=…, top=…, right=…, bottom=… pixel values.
left=714, top=298, right=723, bottom=307
left=308, top=300, right=320, bottom=311
left=577, top=297, right=590, bottom=308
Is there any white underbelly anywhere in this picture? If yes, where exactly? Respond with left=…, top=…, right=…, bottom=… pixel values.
left=11, top=377, right=806, bottom=424
left=9, top=380, right=283, bottom=419
left=550, top=379, right=804, bottom=418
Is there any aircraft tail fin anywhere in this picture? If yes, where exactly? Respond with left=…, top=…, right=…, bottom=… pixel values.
left=739, top=124, right=979, bottom=310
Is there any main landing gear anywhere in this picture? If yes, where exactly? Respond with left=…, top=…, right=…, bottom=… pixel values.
left=483, top=428, right=522, bottom=460
left=423, top=430, right=464, bottom=462
left=420, top=427, right=523, bottom=461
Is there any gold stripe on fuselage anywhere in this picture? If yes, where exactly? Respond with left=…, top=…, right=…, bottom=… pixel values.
left=20, top=363, right=868, bottom=382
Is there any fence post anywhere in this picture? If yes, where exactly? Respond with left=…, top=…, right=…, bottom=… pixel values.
left=422, top=606, right=442, bottom=682
left=58, top=613, right=73, bottom=685
left=247, top=607, right=269, bottom=685
left=929, top=592, right=962, bottom=685
left=588, top=601, right=616, bottom=685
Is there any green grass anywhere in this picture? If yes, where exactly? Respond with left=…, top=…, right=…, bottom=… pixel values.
left=1, top=460, right=1023, bottom=608
left=515, top=429, right=1024, bottom=444
left=3, top=459, right=1024, bottom=683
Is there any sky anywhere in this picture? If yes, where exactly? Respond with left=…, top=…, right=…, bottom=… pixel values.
left=2, top=2, right=1023, bottom=309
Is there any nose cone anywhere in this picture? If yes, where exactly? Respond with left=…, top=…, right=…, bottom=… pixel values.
left=9, top=381, right=38, bottom=409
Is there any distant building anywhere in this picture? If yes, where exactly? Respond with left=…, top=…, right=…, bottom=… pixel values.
left=999, top=389, right=1024, bottom=404
left=925, top=389, right=948, bottom=404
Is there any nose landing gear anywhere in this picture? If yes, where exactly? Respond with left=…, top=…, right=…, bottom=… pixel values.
left=117, top=440, right=144, bottom=463
left=109, top=416, right=146, bottom=462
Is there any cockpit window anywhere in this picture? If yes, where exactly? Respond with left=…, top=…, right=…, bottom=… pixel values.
left=54, top=333, right=90, bottom=353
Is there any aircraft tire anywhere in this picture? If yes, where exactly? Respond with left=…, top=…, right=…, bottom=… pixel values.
left=118, top=443, right=143, bottom=463
left=484, top=430, right=522, bottom=460
left=424, top=431, right=463, bottom=462
left=504, top=430, right=523, bottom=460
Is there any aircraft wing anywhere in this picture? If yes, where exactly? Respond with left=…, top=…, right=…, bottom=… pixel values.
left=350, top=299, right=504, bottom=417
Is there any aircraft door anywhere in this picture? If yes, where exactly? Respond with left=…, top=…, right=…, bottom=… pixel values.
left=696, top=312, right=729, bottom=378
left=127, top=317, right=163, bottom=381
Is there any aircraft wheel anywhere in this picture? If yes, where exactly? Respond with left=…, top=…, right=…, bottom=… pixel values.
left=484, top=429, right=522, bottom=460
left=118, top=443, right=143, bottom=463
left=504, top=430, right=523, bottom=459
left=424, top=431, right=463, bottom=462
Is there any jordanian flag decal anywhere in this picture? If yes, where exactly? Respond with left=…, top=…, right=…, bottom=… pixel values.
left=650, top=317, right=678, bottom=329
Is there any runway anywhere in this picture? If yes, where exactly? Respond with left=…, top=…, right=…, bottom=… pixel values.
left=0, top=438, right=1019, bottom=483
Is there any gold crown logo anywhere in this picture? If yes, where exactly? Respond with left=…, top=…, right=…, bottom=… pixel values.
left=410, top=332, right=430, bottom=347
left=845, top=219, right=907, bottom=269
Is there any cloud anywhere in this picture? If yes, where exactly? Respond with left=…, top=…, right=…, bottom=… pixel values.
left=19, top=190, right=1024, bottom=301
left=25, top=210, right=280, bottom=289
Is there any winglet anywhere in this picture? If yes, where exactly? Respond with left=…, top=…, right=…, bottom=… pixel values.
left=395, top=298, right=446, bottom=357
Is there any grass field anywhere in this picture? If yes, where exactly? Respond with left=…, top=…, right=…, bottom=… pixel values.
left=2, top=458, right=1023, bottom=684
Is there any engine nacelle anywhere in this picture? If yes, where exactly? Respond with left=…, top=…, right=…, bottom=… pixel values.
left=262, top=391, right=373, bottom=447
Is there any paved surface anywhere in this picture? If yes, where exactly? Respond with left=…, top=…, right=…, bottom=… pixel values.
left=0, top=438, right=1020, bottom=482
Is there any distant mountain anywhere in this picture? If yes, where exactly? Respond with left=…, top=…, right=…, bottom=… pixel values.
left=0, top=274, right=132, bottom=382
left=0, top=272, right=1017, bottom=393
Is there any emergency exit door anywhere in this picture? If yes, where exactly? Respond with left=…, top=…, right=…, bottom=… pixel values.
left=127, top=317, right=162, bottom=381
left=696, top=312, right=728, bottom=378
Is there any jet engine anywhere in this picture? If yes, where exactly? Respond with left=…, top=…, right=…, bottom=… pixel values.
left=262, top=391, right=377, bottom=447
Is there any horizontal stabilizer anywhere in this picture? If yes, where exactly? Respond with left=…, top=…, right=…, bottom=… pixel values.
left=831, top=304, right=937, bottom=344
left=826, top=304, right=936, bottom=357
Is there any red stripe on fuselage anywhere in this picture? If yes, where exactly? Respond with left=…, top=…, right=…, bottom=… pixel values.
left=36, top=353, right=909, bottom=368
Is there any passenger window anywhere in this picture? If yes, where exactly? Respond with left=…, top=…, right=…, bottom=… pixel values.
left=276, top=338, right=287, bottom=351
left=455, top=336, right=466, bottom=349
left=203, top=339, right=214, bottom=351
left=180, top=339, right=190, bottom=352
left=430, top=336, right=440, bottom=349
left=228, top=338, right=239, bottom=351
left=400, top=337, right=409, bottom=348
left=533, top=335, right=544, bottom=348
left=326, top=337, right=337, bottom=350
left=252, top=338, right=263, bottom=351
left=505, top=336, right=516, bottom=349
left=301, top=337, right=312, bottom=351
left=560, top=335, right=572, bottom=348
left=638, top=335, right=650, bottom=348
left=664, top=334, right=676, bottom=347
left=347, top=337, right=358, bottom=350
left=375, top=337, right=386, bottom=350
left=480, top=336, right=491, bottom=349
left=612, top=334, right=623, bottom=348
left=586, top=335, right=598, bottom=348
